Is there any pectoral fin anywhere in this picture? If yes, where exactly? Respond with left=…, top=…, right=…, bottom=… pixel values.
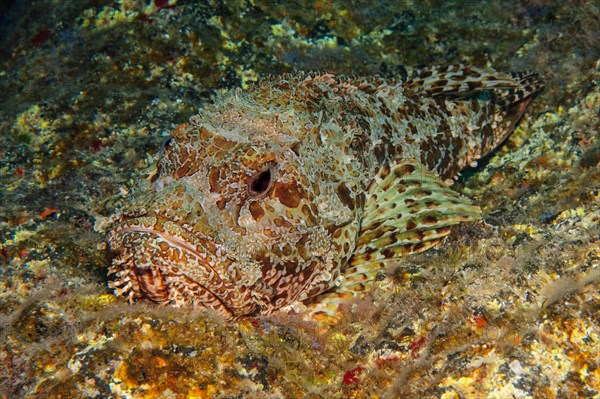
left=351, top=158, right=480, bottom=267
left=301, top=159, right=480, bottom=322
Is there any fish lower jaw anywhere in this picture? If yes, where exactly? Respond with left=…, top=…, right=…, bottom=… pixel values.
left=108, top=224, right=243, bottom=318
left=107, top=249, right=237, bottom=320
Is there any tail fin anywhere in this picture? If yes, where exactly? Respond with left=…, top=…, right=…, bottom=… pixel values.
left=498, top=71, right=544, bottom=103
left=496, top=71, right=545, bottom=128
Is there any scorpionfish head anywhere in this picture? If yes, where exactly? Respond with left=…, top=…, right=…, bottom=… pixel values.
left=108, top=116, right=360, bottom=318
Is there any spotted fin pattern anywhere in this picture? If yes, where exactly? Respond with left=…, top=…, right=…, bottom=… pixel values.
left=404, top=65, right=517, bottom=97
left=351, top=159, right=481, bottom=266
left=304, top=159, right=480, bottom=321
left=404, top=65, right=542, bottom=104
left=495, top=71, right=545, bottom=107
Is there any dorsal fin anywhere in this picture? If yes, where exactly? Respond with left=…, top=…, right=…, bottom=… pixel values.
left=403, top=65, right=545, bottom=102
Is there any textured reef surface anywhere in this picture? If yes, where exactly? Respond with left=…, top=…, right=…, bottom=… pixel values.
left=0, top=1, right=598, bottom=398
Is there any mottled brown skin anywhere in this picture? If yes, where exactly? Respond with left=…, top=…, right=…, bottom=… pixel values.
left=108, top=66, right=543, bottom=318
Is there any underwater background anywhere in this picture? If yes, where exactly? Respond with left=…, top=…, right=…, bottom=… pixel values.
left=0, top=0, right=599, bottom=398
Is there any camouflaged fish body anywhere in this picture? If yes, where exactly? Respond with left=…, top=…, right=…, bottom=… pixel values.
left=108, top=65, right=543, bottom=319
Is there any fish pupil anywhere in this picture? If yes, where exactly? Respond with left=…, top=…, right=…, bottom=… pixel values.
left=249, top=168, right=273, bottom=196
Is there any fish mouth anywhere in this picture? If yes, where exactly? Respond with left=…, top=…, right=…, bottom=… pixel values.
left=109, top=218, right=239, bottom=318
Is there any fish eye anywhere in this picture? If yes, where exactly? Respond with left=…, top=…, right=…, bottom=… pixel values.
left=248, top=167, right=274, bottom=197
